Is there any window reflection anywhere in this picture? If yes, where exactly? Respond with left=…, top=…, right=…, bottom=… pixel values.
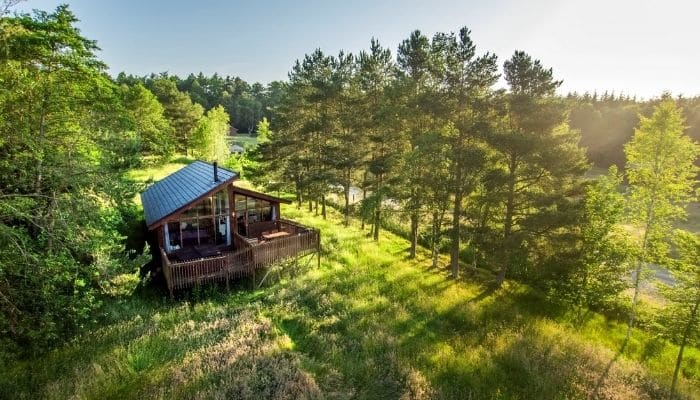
left=232, top=194, right=276, bottom=238
left=165, top=188, right=231, bottom=250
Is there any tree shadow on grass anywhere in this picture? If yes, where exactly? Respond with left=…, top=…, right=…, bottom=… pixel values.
left=466, top=285, right=498, bottom=304
left=592, top=336, right=630, bottom=399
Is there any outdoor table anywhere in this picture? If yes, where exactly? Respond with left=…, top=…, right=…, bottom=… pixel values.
left=261, top=231, right=291, bottom=240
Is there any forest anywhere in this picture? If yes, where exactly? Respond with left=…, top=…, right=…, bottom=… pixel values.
left=1, top=4, right=699, bottom=399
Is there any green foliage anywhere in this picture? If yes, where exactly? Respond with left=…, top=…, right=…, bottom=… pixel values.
left=556, top=166, right=633, bottom=309
left=119, top=72, right=281, bottom=135
left=356, top=38, right=398, bottom=238
left=146, top=76, right=204, bottom=155
left=661, top=230, right=700, bottom=346
left=626, top=99, right=699, bottom=263
left=624, top=99, right=699, bottom=339
left=427, top=27, right=499, bottom=274
left=257, top=48, right=357, bottom=219
left=0, top=6, right=149, bottom=355
left=256, top=117, right=272, bottom=143
left=191, top=105, right=230, bottom=162
left=485, top=51, right=589, bottom=283
left=658, top=229, right=700, bottom=396
left=121, top=83, right=174, bottom=164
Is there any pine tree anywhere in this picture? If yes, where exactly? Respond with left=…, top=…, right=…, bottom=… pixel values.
left=356, top=39, right=396, bottom=237
left=147, top=77, right=203, bottom=155
left=121, top=83, right=174, bottom=164
left=488, top=51, right=588, bottom=285
left=395, top=30, right=434, bottom=258
left=430, top=27, right=499, bottom=277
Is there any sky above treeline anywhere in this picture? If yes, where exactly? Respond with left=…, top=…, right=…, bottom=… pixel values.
left=14, top=0, right=700, bottom=99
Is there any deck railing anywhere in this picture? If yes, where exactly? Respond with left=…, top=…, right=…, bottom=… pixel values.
left=162, top=219, right=320, bottom=296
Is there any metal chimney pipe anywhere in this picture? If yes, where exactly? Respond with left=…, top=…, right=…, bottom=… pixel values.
left=213, top=161, right=219, bottom=182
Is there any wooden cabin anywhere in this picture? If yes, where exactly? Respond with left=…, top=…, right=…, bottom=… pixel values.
left=141, top=161, right=319, bottom=296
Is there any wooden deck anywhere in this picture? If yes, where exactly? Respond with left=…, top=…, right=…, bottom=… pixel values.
left=160, top=219, right=320, bottom=296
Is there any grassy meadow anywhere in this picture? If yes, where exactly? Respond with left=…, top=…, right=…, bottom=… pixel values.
left=2, top=198, right=699, bottom=399
left=126, top=156, right=195, bottom=183
left=229, top=133, right=258, bottom=149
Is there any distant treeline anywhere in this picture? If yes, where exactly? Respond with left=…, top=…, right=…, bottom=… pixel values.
left=117, top=71, right=700, bottom=170
left=567, top=92, right=700, bottom=168
left=116, top=72, right=284, bottom=134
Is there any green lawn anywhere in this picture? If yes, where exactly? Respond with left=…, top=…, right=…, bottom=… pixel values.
left=2, top=203, right=698, bottom=399
left=229, top=133, right=258, bottom=149
left=126, top=156, right=194, bottom=183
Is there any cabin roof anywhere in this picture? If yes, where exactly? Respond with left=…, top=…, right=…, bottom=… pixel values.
left=140, top=161, right=238, bottom=228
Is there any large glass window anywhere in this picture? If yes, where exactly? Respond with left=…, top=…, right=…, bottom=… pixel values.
left=215, top=191, right=229, bottom=215
left=165, top=189, right=231, bottom=251
left=181, top=219, right=199, bottom=247
left=167, top=222, right=181, bottom=250
left=233, top=194, right=276, bottom=237
left=236, top=211, right=246, bottom=236
left=216, top=216, right=228, bottom=245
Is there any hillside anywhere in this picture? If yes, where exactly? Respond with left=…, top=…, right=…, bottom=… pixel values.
left=2, top=205, right=698, bottom=399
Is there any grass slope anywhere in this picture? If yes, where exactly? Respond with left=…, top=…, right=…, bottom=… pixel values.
left=126, top=156, right=194, bottom=184
left=229, top=134, right=258, bottom=149
left=3, top=206, right=699, bottom=399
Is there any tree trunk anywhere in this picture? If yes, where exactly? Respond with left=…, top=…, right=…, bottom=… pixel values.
left=343, top=178, right=350, bottom=226
left=451, top=186, right=463, bottom=279
left=361, top=189, right=367, bottom=229
left=373, top=174, right=382, bottom=241
left=497, top=155, right=517, bottom=286
left=409, top=212, right=418, bottom=259
left=670, top=293, right=700, bottom=398
left=296, top=182, right=302, bottom=209
left=626, top=199, right=655, bottom=344
left=432, top=211, right=440, bottom=269
left=32, top=77, right=51, bottom=239
left=46, top=191, right=57, bottom=253
left=321, top=195, right=326, bottom=219
left=373, top=208, right=380, bottom=241
left=308, top=199, right=313, bottom=213
left=361, top=171, right=368, bottom=229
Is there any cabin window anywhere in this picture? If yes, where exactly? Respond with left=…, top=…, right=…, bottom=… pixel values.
left=216, top=216, right=228, bottom=245
left=236, top=212, right=246, bottom=236
left=165, top=188, right=231, bottom=251
left=259, top=200, right=272, bottom=222
left=181, top=219, right=199, bottom=247
left=196, top=197, right=213, bottom=216
left=167, top=222, right=181, bottom=250
left=215, top=191, right=229, bottom=215
left=247, top=197, right=257, bottom=210
left=235, top=195, right=246, bottom=211
left=233, top=194, right=277, bottom=237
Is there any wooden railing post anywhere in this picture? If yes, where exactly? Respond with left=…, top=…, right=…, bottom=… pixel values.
left=160, top=248, right=174, bottom=298
left=163, top=219, right=320, bottom=294
left=317, top=229, right=321, bottom=269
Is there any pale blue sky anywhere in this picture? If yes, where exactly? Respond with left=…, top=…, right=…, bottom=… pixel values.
left=15, top=0, right=700, bottom=98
